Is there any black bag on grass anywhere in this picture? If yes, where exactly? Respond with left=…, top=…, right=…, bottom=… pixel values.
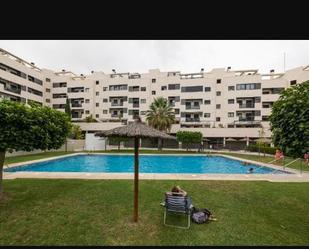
left=191, top=207, right=212, bottom=224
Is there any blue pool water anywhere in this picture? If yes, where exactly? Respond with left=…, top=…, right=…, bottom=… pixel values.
left=5, top=154, right=288, bottom=174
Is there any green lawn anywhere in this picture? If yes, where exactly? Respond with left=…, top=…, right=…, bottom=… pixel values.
left=0, top=179, right=309, bottom=245
left=4, top=152, right=77, bottom=165
left=219, top=152, right=308, bottom=172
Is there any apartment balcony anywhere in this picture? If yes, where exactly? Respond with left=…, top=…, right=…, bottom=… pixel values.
left=71, top=103, right=83, bottom=108
left=111, top=102, right=124, bottom=107
left=71, top=114, right=83, bottom=119
left=238, top=117, right=255, bottom=122
left=4, top=86, right=21, bottom=94
left=132, top=103, right=139, bottom=108
left=185, top=118, right=200, bottom=122
left=185, top=105, right=200, bottom=110
left=238, top=103, right=255, bottom=108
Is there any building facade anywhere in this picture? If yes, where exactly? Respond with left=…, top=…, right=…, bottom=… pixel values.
left=1, top=48, right=309, bottom=148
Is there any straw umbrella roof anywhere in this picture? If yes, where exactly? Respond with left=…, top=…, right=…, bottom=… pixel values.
left=95, top=120, right=176, bottom=140
left=256, top=137, right=272, bottom=143
left=225, top=137, right=238, bottom=141
left=237, top=137, right=248, bottom=141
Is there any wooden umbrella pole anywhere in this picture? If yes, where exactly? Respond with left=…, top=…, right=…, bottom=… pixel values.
left=133, top=136, right=139, bottom=222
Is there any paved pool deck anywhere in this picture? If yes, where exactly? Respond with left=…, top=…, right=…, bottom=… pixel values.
left=3, top=153, right=309, bottom=182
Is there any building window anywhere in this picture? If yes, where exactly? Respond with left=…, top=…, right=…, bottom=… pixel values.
left=228, top=86, right=235, bottom=91
left=228, top=112, right=234, bottom=117
left=103, top=98, right=108, bottom=103
left=216, top=104, right=221, bottom=109
left=174, top=108, right=180, bottom=114
left=103, top=87, right=107, bottom=91
left=46, top=88, right=51, bottom=92
left=204, top=113, right=210, bottom=118
left=204, top=100, right=211, bottom=105
left=96, top=114, right=99, bottom=118
left=96, top=103, right=99, bottom=107
left=85, top=88, right=89, bottom=92
left=141, top=99, right=146, bottom=103
left=216, top=91, right=221, bottom=96
left=85, top=110, right=90, bottom=114
left=85, top=99, right=90, bottom=103
left=290, top=80, right=297, bottom=86
left=152, top=79, right=156, bottom=83
left=46, top=99, right=50, bottom=103
left=216, top=79, right=221, bottom=84
left=141, top=87, right=146, bottom=91
left=262, top=115, right=269, bottom=121
left=216, top=117, right=221, bottom=122
left=103, top=110, right=108, bottom=114
left=46, top=78, right=51, bottom=82
left=204, top=87, right=211, bottom=92
left=228, top=99, right=235, bottom=104
left=161, top=86, right=167, bottom=91
left=152, top=91, right=156, bottom=95
left=96, top=92, right=99, bottom=96
left=140, top=111, right=146, bottom=115
left=96, top=80, right=99, bottom=85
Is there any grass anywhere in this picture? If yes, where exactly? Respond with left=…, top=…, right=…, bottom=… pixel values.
left=4, top=151, right=77, bottom=165
left=0, top=179, right=309, bottom=245
left=218, top=152, right=309, bottom=172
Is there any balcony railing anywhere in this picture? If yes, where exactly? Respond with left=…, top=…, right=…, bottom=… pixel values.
left=185, top=118, right=200, bottom=122
left=238, top=117, right=255, bottom=122
left=239, top=104, right=255, bottom=108
left=185, top=105, right=200, bottom=110
left=72, top=114, right=83, bottom=119
left=5, top=86, right=21, bottom=94
left=133, top=103, right=139, bottom=108
left=111, top=102, right=124, bottom=106
left=71, top=103, right=83, bottom=108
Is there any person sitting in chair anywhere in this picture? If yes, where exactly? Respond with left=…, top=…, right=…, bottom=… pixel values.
left=162, top=186, right=193, bottom=209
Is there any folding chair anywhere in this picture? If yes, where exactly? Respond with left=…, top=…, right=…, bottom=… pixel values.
left=163, top=193, right=193, bottom=229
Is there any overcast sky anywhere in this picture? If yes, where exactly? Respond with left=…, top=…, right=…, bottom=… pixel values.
left=0, top=40, right=308, bottom=75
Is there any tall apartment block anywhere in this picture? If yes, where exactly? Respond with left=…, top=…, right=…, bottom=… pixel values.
left=1, top=48, right=308, bottom=148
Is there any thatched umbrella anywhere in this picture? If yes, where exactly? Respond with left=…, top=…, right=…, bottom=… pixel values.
left=95, top=117, right=176, bottom=222
left=225, top=137, right=237, bottom=151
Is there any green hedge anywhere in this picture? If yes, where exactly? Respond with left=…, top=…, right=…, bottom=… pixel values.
left=247, top=145, right=277, bottom=155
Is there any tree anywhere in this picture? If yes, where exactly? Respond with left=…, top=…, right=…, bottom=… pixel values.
left=0, top=100, right=71, bottom=197
left=269, top=81, right=309, bottom=157
left=84, top=114, right=97, bottom=123
left=64, top=97, right=71, bottom=120
left=146, top=97, right=175, bottom=150
left=176, top=131, right=203, bottom=151
left=68, top=124, right=85, bottom=140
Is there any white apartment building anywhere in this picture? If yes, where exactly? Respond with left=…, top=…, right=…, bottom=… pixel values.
left=1, top=48, right=308, bottom=149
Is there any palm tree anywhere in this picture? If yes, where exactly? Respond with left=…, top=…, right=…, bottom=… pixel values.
left=146, top=97, right=175, bottom=150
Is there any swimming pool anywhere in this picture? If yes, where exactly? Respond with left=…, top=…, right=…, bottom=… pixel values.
left=5, top=154, right=289, bottom=174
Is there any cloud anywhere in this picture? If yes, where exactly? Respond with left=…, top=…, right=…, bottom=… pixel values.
left=0, top=40, right=308, bottom=75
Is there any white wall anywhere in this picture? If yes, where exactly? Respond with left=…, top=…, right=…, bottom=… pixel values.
left=85, top=133, right=106, bottom=151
